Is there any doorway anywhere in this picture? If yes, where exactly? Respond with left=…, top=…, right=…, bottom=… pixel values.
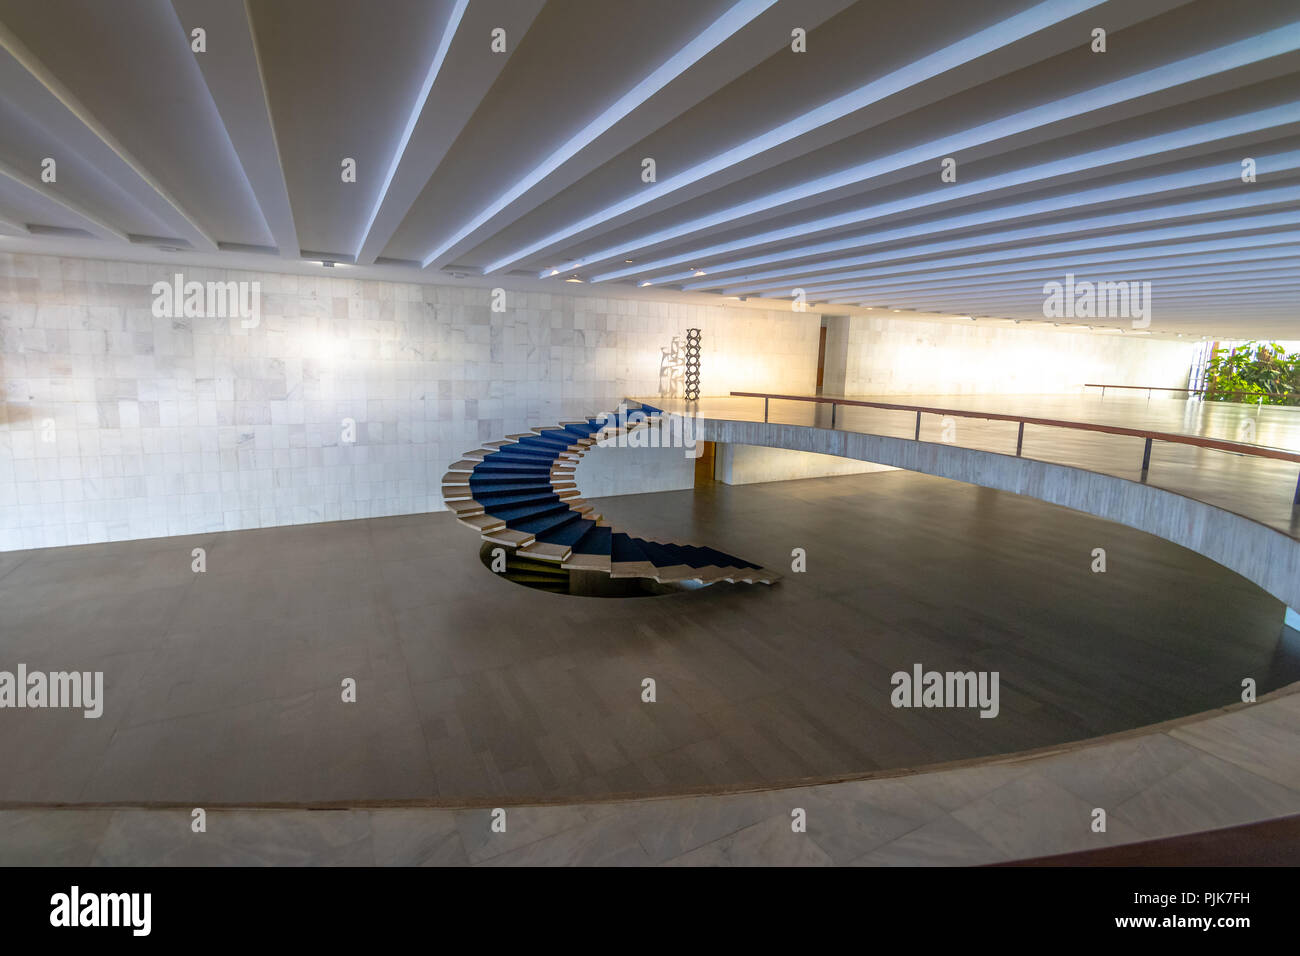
left=694, top=441, right=716, bottom=486
left=816, top=326, right=827, bottom=393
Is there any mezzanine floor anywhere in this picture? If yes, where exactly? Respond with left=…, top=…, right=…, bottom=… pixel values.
left=657, top=393, right=1300, bottom=540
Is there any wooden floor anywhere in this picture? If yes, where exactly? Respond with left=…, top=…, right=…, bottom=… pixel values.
left=657, top=394, right=1300, bottom=540
left=0, top=470, right=1296, bottom=806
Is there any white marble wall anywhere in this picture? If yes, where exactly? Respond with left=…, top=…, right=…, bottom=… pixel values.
left=0, top=253, right=816, bottom=551
left=841, top=315, right=1198, bottom=396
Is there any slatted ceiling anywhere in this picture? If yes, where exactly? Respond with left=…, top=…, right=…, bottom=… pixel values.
left=2, top=0, right=1293, bottom=336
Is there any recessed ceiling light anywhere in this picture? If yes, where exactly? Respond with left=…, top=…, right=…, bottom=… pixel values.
left=565, top=275, right=584, bottom=283
left=623, top=258, right=634, bottom=264
left=693, top=270, right=706, bottom=277
left=639, top=280, right=652, bottom=287
left=549, top=269, right=559, bottom=276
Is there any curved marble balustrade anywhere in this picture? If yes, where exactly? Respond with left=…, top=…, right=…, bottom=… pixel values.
left=695, top=417, right=1300, bottom=611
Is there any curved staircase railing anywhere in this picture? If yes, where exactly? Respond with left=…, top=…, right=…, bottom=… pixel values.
left=442, top=400, right=777, bottom=586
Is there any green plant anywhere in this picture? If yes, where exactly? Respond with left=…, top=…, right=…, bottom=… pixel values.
left=1205, top=341, right=1300, bottom=406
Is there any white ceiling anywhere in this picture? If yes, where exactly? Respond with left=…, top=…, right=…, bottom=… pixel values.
left=0, top=0, right=1296, bottom=336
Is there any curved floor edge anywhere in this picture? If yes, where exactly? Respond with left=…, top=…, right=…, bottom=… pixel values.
left=4, top=681, right=1296, bottom=865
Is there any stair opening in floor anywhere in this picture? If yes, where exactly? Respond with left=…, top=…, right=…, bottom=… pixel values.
left=478, top=541, right=708, bottom=597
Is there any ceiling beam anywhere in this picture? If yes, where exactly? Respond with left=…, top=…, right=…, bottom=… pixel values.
left=590, top=104, right=1300, bottom=283
left=647, top=150, right=1300, bottom=288
left=0, top=155, right=130, bottom=243
left=681, top=196, right=1300, bottom=294
left=168, top=0, right=300, bottom=259
left=0, top=13, right=217, bottom=251
left=532, top=21, right=1300, bottom=279
left=354, top=0, right=546, bottom=266
left=419, top=0, right=827, bottom=270
left=716, top=232, right=1300, bottom=296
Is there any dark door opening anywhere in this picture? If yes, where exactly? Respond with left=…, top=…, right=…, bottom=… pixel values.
left=816, top=325, right=827, bottom=393
left=694, top=441, right=716, bottom=486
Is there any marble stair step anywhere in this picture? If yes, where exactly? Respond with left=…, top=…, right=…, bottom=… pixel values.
left=457, top=513, right=505, bottom=533
left=562, top=551, right=611, bottom=572
left=483, top=527, right=535, bottom=548
left=516, top=540, right=573, bottom=563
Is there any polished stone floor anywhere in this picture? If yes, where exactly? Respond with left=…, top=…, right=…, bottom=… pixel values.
left=0, top=470, right=1295, bottom=807
left=652, top=394, right=1300, bottom=539
left=3, top=686, right=1297, bottom=865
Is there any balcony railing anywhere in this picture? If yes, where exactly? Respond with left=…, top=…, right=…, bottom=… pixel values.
left=730, top=390, right=1300, bottom=505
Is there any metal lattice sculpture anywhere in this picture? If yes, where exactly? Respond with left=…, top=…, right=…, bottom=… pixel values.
left=684, top=328, right=701, bottom=401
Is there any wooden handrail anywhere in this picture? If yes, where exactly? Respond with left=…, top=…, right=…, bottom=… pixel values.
left=728, top=391, right=1300, bottom=465
left=1084, top=383, right=1300, bottom=401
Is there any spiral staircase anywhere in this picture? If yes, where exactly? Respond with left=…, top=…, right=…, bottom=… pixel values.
left=442, top=400, right=778, bottom=588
